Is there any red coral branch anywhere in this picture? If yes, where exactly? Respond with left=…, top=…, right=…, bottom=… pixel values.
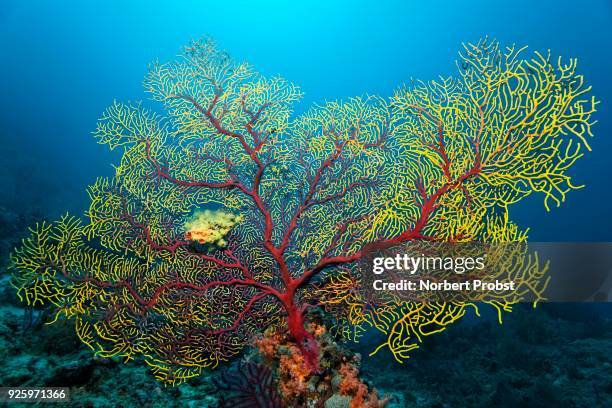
left=85, top=88, right=482, bottom=373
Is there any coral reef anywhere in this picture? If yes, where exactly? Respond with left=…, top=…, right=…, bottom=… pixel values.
left=253, top=321, right=388, bottom=407
left=0, top=301, right=219, bottom=407
left=359, top=305, right=612, bottom=407
left=0, top=262, right=610, bottom=407
left=9, top=37, right=597, bottom=387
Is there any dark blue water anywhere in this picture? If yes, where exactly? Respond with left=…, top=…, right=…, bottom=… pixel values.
left=1, top=0, right=611, bottom=240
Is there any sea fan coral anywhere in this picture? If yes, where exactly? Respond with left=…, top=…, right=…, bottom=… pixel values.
left=215, top=360, right=282, bottom=408
left=9, top=37, right=597, bottom=387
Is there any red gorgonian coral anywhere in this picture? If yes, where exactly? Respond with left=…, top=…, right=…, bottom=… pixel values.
left=10, top=38, right=596, bottom=385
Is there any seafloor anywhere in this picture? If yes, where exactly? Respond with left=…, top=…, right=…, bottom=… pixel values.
left=0, top=207, right=610, bottom=408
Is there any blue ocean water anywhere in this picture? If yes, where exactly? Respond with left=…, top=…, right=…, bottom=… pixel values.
left=1, top=0, right=611, bottom=241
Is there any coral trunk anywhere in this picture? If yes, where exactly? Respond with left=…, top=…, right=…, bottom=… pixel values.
left=285, top=303, right=319, bottom=372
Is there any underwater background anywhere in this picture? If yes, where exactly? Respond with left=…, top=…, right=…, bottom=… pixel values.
left=0, top=0, right=610, bottom=406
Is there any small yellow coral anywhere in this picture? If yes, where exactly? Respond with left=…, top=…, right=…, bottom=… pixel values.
left=184, top=209, right=242, bottom=246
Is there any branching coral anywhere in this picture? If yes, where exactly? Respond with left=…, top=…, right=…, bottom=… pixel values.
left=10, top=37, right=597, bottom=386
left=215, top=360, right=283, bottom=408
